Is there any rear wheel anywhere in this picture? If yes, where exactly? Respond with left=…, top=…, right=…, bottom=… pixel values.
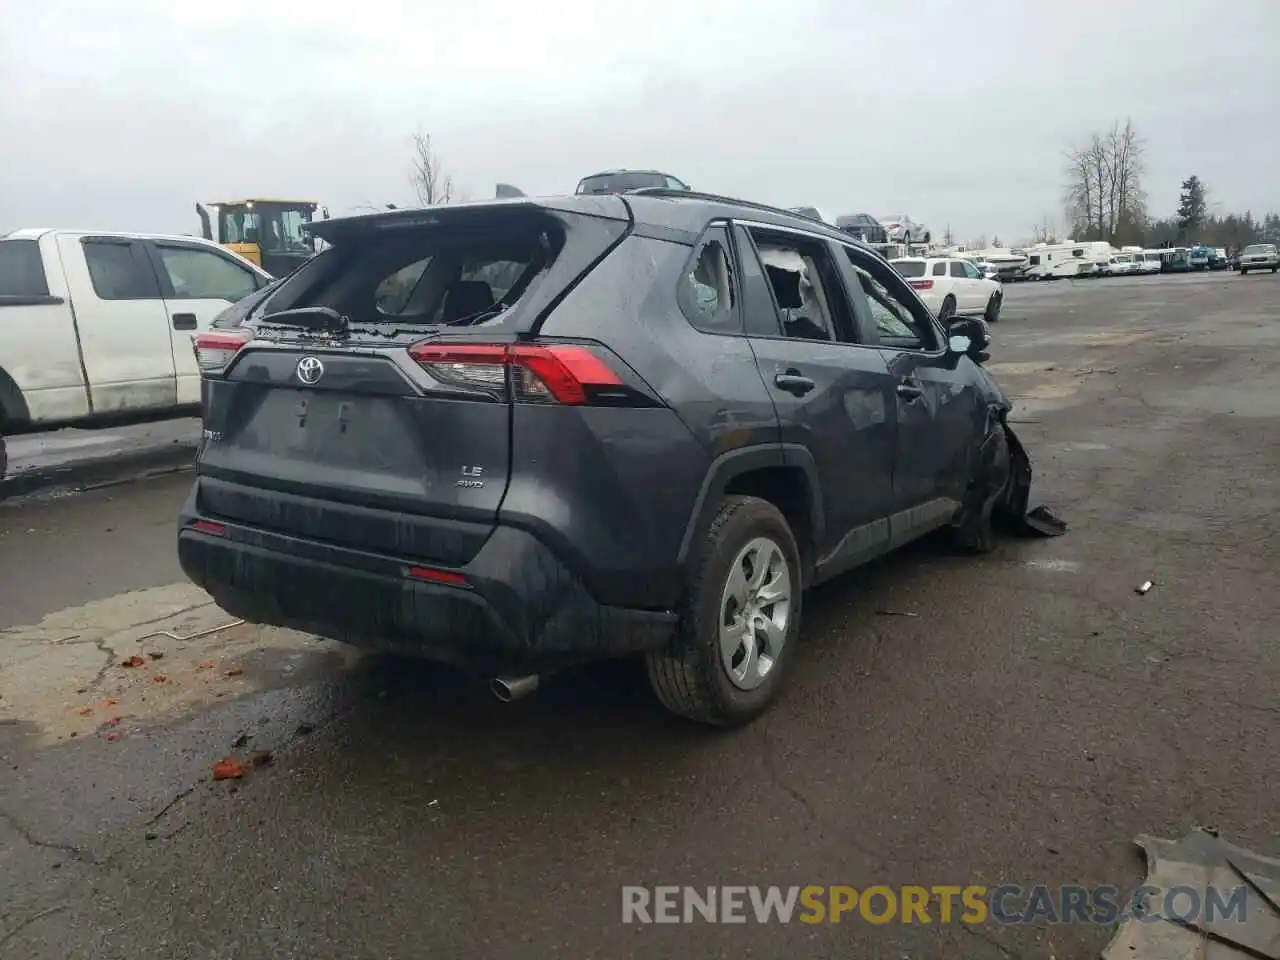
left=0, top=432, right=6, bottom=480
left=984, top=292, right=1002, bottom=324
left=938, top=295, right=957, bottom=323
left=646, top=496, right=801, bottom=726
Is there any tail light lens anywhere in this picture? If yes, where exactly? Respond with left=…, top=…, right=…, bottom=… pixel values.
left=408, top=342, right=626, bottom=405
left=193, top=331, right=250, bottom=375
left=908, top=279, right=934, bottom=291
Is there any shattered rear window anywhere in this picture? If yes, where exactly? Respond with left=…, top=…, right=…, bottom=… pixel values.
left=268, top=217, right=563, bottom=329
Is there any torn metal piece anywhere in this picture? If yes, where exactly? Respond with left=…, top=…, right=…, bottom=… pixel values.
left=996, top=425, right=1068, bottom=538
left=136, top=620, right=244, bottom=643
left=1101, top=828, right=1280, bottom=959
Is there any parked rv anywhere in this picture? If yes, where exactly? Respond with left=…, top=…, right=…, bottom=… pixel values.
left=1136, top=251, right=1164, bottom=275
left=964, top=247, right=1031, bottom=281
left=1099, top=253, right=1139, bottom=277
left=1023, top=242, right=1096, bottom=280
left=1158, top=248, right=1192, bottom=273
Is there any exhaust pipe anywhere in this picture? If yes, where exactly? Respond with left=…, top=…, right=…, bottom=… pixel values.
left=490, top=674, right=540, bottom=702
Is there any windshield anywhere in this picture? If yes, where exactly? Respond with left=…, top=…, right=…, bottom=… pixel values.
left=890, top=260, right=927, bottom=277
left=218, top=204, right=314, bottom=253
left=1242, top=244, right=1273, bottom=254
left=575, top=172, right=675, bottom=194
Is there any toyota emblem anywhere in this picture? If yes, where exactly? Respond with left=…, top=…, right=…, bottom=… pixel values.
left=296, top=356, right=324, bottom=385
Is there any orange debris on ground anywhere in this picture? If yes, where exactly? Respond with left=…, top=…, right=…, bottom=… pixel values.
left=212, top=757, right=248, bottom=780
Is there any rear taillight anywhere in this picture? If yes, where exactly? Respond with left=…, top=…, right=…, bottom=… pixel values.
left=407, top=342, right=626, bottom=405
left=908, top=279, right=934, bottom=291
left=193, top=331, right=249, bottom=375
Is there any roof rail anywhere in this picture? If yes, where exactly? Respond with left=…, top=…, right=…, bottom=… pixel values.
left=626, top=187, right=824, bottom=224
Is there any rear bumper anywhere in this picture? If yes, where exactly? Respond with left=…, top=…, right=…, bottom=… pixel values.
left=177, top=489, right=676, bottom=672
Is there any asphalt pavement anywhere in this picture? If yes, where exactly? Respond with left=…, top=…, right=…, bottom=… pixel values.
left=1, top=271, right=1278, bottom=959
left=1, top=417, right=200, bottom=501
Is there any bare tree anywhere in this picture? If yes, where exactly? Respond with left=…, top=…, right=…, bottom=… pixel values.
left=1063, top=119, right=1145, bottom=243
left=1031, top=215, right=1061, bottom=244
left=409, top=129, right=455, bottom=206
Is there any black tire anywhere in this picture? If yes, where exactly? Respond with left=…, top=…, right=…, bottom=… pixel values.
left=1240, top=269, right=1248, bottom=276
left=1272, top=267, right=1277, bottom=274
left=938, top=295, right=957, bottom=323
left=984, top=293, right=1002, bottom=324
left=646, top=495, right=802, bottom=726
left=952, top=423, right=1011, bottom=554
left=0, top=432, right=6, bottom=480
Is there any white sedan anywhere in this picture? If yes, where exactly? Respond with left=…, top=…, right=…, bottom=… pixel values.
left=878, top=214, right=930, bottom=245
left=890, top=257, right=1004, bottom=322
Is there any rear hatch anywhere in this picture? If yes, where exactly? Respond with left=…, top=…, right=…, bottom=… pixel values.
left=192, top=198, right=632, bottom=565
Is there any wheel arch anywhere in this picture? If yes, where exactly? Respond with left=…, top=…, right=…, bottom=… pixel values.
left=0, top=366, right=31, bottom=429
left=677, top=444, right=824, bottom=584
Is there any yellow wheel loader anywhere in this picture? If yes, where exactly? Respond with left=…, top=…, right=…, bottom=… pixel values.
left=196, top=199, right=329, bottom=278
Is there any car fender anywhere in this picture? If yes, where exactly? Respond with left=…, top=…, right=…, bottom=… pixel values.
left=676, top=443, right=825, bottom=566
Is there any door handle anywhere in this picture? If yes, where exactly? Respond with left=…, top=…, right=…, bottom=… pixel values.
left=896, top=379, right=924, bottom=400
left=172, top=313, right=198, bottom=331
left=774, top=372, right=816, bottom=397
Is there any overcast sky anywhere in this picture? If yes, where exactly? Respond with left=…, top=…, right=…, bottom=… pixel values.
left=2, top=0, right=1276, bottom=244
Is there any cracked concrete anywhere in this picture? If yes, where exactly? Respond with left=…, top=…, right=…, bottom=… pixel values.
left=0, top=584, right=357, bottom=747
left=0, top=271, right=1277, bottom=958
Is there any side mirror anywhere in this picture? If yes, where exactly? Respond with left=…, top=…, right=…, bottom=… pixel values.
left=947, top=316, right=990, bottom=359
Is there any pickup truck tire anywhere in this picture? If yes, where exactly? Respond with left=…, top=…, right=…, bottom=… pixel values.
left=646, top=495, right=801, bottom=727
left=0, top=432, right=6, bottom=479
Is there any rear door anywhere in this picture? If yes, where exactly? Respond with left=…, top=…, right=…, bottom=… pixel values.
left=841, top=244, right=985, bottom=542
left=960, top=259, right=993, bottom=308
left=58, top=234, right=177, bottom=413
left=732, top=222, right=896, bottom=576
left=145, top=240, right=266, bottom=405
left=948, top=259, right=980, bottom=312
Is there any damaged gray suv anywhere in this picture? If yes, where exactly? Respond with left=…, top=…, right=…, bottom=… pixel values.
left=179, top=189, right=1043, bottom=726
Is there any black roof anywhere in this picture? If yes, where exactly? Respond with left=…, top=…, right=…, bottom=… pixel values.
left=306, top=190, right=872, bottom=252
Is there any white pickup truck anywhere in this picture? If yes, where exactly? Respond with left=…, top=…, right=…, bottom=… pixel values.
left=0, top=228, right=273, bottom=474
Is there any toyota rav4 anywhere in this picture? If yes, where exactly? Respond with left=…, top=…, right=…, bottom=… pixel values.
left=179, top=190, right=1039, bottom=726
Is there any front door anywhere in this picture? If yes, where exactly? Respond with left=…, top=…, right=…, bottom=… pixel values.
left=145, top=241, right=265, bottom=405
left=842, top=246, right=986, bottom=545
left=61, top=234, right=177, bottom=414
left=731, top=223, right=897, bottom=578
